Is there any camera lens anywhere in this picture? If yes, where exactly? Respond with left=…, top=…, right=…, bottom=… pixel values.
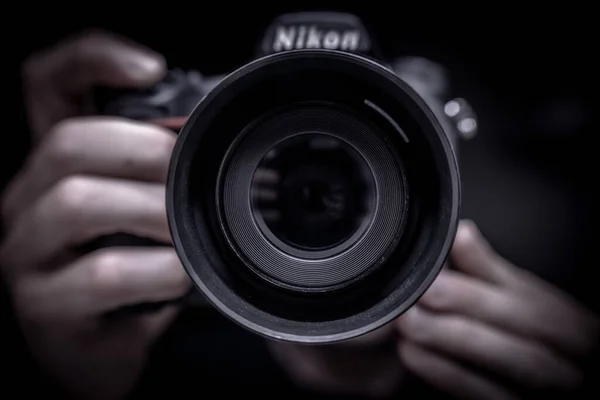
left=218, top=105, right=407, bottom=291
left=168, top=50, right=460, bottom=343
left=253, top=135, right=371, bottom=252
left=251, top=133, right=375, bottom=254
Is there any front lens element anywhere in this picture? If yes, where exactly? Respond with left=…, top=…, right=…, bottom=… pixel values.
left=251, top=133, right=374, bottom=252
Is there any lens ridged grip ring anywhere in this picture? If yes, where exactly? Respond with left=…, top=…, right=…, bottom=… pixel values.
left=218, top=105, right=407, bottom=291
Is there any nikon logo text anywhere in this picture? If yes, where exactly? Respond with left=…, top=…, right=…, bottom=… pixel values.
left=272, top=25, right=360, bottom=52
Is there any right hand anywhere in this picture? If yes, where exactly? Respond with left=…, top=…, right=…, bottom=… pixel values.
left=0, top=33, right=191, bottom=400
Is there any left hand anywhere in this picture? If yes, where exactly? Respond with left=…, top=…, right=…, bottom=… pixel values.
left=397, top=220, right=599, bottom=400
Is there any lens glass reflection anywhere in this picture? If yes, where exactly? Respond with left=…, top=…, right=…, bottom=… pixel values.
left=251, top=133, right=374, bottom=251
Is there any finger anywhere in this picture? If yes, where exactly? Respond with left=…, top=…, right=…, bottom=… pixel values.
left=419, top=269, right=600, bottom=359
left=17, top=248, right=190, bottom=321
left=23, top=30, right=166, bottom=138
left=450, top=221, right=600, bottom=357
left=451, top=220, right=520, bottom=286
left=23, top=29, right=165, bottom=93
left=397, top=306, right=582, bottom=390
left=0, top=176, right=170, bottom=274
left=1, top=118, right=175, bottom=223
left=399, top=341, right=517, bottom=400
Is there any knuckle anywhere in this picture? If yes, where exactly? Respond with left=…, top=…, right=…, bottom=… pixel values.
left=443, top=317, right=472, bottom=347
left=43, top=119, right=85, bottom=170
left=455, top=288, right=479, bottom=310
left=425, top=280, right=458, bottom=309
left=88, top=250, right=125, bottom=294
left=51, top=175, right=95, bottom=222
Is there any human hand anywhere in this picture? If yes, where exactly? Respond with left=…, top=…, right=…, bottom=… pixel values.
left=0, top=33, right=190, bottom=400
left=397, top=220, right=599, bottom=400
left=0, top=117, right=192, bottom=399
left=22, top=30, right=165, bottom=142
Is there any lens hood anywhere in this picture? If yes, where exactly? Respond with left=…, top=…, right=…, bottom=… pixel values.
left=167, top=50, right=460, bottom=343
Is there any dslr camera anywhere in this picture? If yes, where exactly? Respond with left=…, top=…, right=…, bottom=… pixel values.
left=98, top=12, right=477, bottom=344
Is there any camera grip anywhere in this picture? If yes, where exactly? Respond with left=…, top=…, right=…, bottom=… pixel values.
left=94, top=69, right=207, bottom=121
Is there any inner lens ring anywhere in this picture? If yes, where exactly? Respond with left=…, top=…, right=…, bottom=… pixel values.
left=218, top=105, right=408, bottom=291
left=251, top=132, right=376, bottom=256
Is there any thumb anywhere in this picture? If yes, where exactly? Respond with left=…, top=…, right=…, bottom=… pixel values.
left=23, top=29, right=166, bottom=93
left=450, top=220, right=518, bottom=286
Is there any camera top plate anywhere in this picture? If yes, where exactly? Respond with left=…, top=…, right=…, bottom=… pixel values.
left=257, top=12, right=381, bottom=60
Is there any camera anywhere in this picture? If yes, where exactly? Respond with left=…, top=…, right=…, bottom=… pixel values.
left=97, top=12, right=477, bottom=343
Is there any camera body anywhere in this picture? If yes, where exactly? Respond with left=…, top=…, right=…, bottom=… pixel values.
left=98, top=13, right=476, bottom=142
left=97, top=12, right=477, bottom=343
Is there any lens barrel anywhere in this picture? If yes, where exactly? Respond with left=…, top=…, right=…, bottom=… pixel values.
left=167, top=50, right=460, bottom=343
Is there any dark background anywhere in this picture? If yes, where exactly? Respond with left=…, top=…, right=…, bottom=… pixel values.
left=2, top=5, right=596, bottom=397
